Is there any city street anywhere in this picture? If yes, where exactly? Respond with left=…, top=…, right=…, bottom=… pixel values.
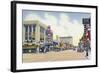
left=23, top=50, right=87, bottom=63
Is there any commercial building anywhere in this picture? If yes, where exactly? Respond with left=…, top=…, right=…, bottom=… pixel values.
left=82, top=18, right=91, bottom=41
left=59, top=36, right=73, bottom=45
left=22, top=20, right=48, bottom=45
left=45, top=26, right=53, bottom=43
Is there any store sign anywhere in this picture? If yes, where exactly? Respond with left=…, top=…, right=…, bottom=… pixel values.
left=82, top=18, right=90, bottom=24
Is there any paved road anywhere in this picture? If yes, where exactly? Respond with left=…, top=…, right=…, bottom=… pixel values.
left=23, top=50, right=87, bottom=63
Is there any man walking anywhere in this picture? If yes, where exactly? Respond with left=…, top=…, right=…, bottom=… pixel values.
left=84, top=39, right=90, bottom=58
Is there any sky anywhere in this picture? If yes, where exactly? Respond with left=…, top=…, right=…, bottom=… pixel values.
left=22, top=10, right=91, bottom=46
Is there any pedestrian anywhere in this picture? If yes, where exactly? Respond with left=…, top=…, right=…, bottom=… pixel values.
left=84, top=40, right=90, bottom=57
left=78, top=39, right=84, bottom=52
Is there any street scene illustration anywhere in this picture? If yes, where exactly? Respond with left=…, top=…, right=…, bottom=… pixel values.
left=22, top=10, right=91, bottom=63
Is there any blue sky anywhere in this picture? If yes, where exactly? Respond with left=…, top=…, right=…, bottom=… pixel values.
left=23, top=10, right=90, bottom=24
left=22, top=10, right=91, bottom=46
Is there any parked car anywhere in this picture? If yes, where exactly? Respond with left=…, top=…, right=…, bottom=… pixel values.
left=39, top=43, right=52, bottom=53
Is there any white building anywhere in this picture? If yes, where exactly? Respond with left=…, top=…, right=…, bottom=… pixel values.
left=22, top=20, right=48, bottom=45
left=59, top=36, right=73, bottom=45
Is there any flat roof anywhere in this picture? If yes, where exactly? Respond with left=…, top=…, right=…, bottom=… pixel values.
left=23, top=20, right=47, bottom=29
left=60, top=36, right=73, bottom=38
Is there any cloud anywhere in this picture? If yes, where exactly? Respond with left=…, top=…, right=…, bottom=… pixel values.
left=24, top=12, right=40, bottom=21
left=24, top=12, right=84, bottom=46
left=44, top=13, right=84, bottom=46
left=44, top=12, right=58, bottom=26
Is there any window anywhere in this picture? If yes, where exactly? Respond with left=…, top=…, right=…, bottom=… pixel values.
left=24, top=25, right=28, bottom=40
left=32, top=25, right=35, bottom=40
left=29, top=25, right=32, bottom=40
left=40, top=27, right=44, bottom=41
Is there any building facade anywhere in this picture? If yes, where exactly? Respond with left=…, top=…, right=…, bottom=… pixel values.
left=78, top=18, right=91, bottom=50
left=45, top=26, right=53, bottom=43
left=59, top=36, right=73, bottom=45
left=22, top=20, right=48, bottom=45
left=82, top=18, right=91, bottom=41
